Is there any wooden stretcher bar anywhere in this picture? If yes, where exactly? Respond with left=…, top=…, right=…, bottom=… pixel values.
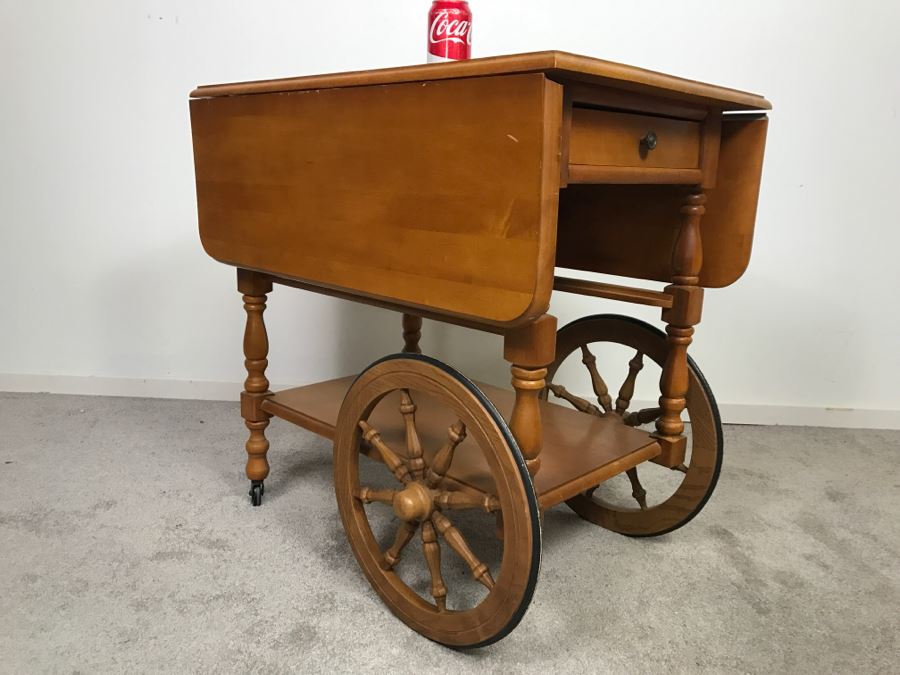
left=553, top=276, right=674, bottom=308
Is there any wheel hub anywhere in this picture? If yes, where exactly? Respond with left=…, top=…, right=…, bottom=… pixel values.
left=392, top=481, right=433, bottom=522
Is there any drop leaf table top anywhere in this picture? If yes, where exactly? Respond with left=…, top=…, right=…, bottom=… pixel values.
left=190, top=50, right=769, bottom=329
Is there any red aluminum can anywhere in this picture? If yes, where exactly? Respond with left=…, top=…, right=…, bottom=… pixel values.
left=427, top=1, right=472, bottom=63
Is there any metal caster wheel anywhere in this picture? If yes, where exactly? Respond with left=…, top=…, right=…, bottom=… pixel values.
left=249, top=480, right=265, bottom=507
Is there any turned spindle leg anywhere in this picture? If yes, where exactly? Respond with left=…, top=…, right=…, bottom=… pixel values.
left=238, top=269, right=273, bottom=506
left=503, top=315, right=557, bottom=478
left=654, top=190, right=706, bottom=467
left=509, top=366, right=547, bottom=477
left=401, top=314, right=422, bottom=354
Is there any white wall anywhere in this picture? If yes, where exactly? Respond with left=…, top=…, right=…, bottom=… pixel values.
left=2, top=1, right=899, bottom=429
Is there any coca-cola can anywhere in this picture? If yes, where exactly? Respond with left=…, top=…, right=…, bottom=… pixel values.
left=427, top=1, right=472, bottom=63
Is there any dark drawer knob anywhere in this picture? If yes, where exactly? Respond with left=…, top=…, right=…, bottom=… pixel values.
left=640, top=131, right=658, bottom=151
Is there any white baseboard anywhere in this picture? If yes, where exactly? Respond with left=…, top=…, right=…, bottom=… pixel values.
left=706, top=402, right=899, bottom=430
left=0, top=373, right=267, bottom=403
left=583, top=397, right=900, bottom=431
left=1, top=373, right=899, bottom=431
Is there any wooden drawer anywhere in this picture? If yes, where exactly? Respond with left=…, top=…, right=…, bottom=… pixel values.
left=569, top=108, right=701, bottom=171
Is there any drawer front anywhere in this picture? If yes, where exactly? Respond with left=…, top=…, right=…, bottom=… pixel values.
left=569, top=108, right=701, bottom=170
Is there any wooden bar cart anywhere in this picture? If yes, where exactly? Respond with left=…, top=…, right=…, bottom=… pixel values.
left=189, top=51, right=770, bottom=647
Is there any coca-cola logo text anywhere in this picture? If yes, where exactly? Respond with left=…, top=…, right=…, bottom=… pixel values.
left=429, top=10, right=471, bottom=46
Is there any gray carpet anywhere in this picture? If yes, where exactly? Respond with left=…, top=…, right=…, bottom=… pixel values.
left=1, top=391, right=897, bottom=674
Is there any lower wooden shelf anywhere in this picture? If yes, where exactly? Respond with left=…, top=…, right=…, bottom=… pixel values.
left=261, top=376, right=660, bottom=509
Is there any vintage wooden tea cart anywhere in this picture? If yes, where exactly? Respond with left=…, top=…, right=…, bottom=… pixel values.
left=190, top=51, right=769, bottom=647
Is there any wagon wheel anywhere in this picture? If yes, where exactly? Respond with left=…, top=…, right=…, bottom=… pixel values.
left=334, top=354, right=541, bottom=648
left=545, top=314, right=723, bottom=537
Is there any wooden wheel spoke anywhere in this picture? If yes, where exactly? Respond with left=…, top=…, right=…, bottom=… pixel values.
left=425, top=421, right=467, bottom=488
left=550, top=315, right=723, bottom=538
left=431, top=511, right=495, bottom=591
left=615, top=351, right=644, bottom=416
left=399, top=390, right=426, bottom=480
left=624, top=406, right=663, bottom=427
left=580, top=344, right=613, bottom=413
left=547, top=383, right=602, bottom=416
left=358, top=419, right=412, bottom=485
left=625, top=467, right=648, bottom=511
left=334, top=356, right=543, bottom=644
left=421, top=521, right=447, bottom=611
left=434, top=490, right=500, bottom=513
left=354, top=486, right=397, bottom=506
left=382, top=520, right=418, bottom=570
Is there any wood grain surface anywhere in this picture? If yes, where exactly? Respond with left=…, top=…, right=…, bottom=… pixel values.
left=569, top=108, right=701, bottom=169
left=556, top=113, right=768, bottom=288
left=192, top=73, right=562, bottom=326
left=191, top=50, right=770, bottom=112
left=262, top=375, right=660, bottom=509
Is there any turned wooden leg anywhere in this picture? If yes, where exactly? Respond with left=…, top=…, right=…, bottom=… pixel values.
left=238, top=269, right=273, bottom=505
left=503, top=315, right=557, bottom=478
left=654, top=190, right=706, bottom=467
left=402, top=314, right=422, bottom=354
